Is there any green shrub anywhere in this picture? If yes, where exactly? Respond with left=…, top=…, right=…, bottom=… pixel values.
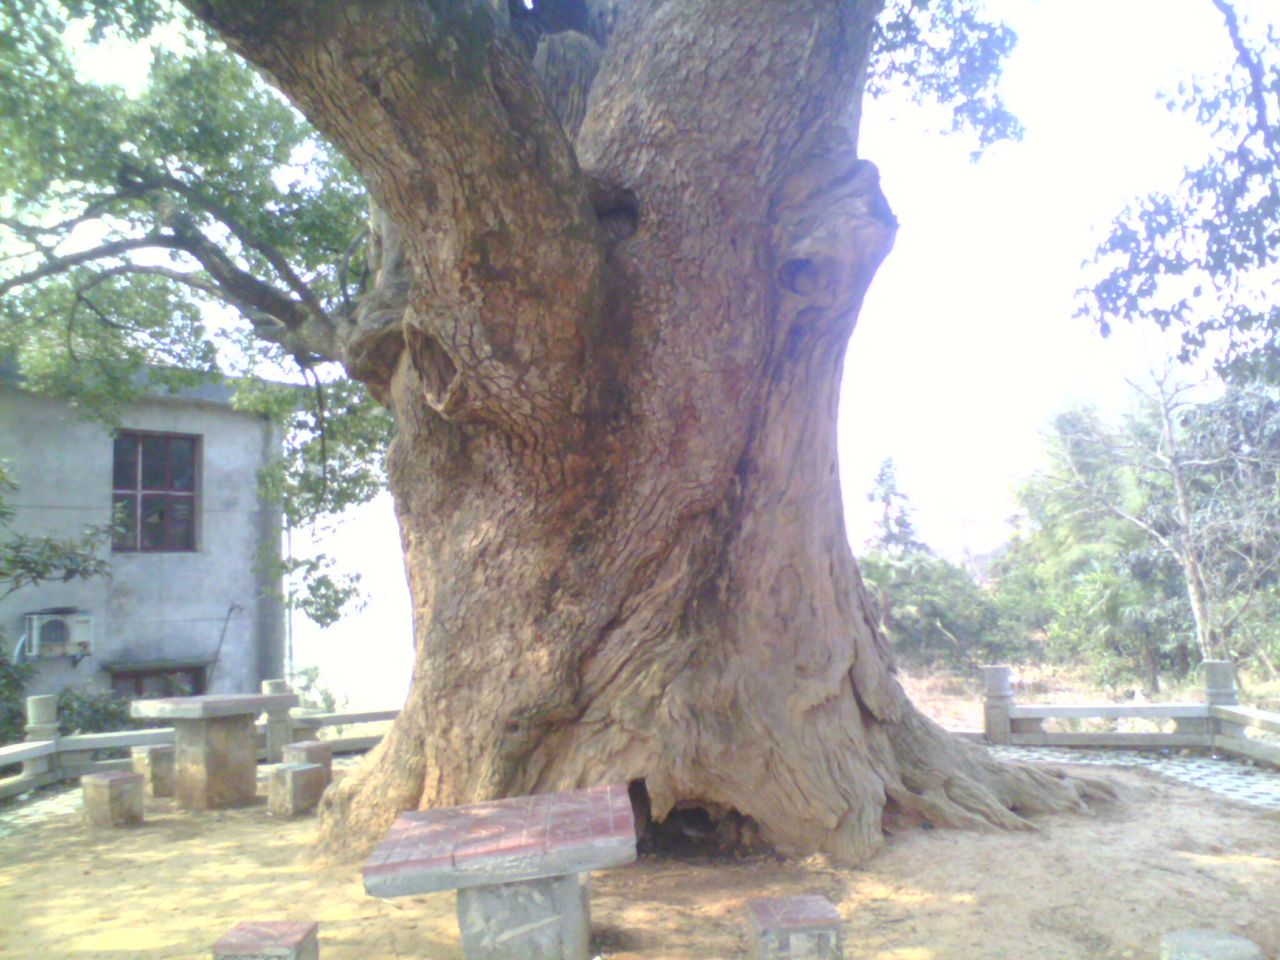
left=55, top=687, right=133, bottom=736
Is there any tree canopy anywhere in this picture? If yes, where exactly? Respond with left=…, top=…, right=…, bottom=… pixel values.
left=995, top=375, right=1280, bottom=686
left=1080, top=1, right=1280, bottom=381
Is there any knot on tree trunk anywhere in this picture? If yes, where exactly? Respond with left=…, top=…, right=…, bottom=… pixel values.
left=772, top=156, right=897, bottom=335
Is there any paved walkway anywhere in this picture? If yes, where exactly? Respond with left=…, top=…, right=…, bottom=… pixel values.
left=988, top=744, right=1280, bottom=810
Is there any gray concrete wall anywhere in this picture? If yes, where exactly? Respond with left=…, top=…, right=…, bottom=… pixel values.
left=0, top=386, right=284, bottom=697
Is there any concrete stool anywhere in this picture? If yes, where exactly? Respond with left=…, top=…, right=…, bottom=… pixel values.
left=268, top=763, right=327, bottom=817
left=212, top=920, right=318, bottom=960
left=1160, top=929, right=1263, bottom=960
left=282, top=740, right=332, bottom=784
left=746, top=895, right=843, bottom=960
left=81, top=771, right=145, bottom=827
left=132, top=744, right=176, bottom=798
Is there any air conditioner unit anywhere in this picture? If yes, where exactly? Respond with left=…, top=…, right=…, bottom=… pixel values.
left=23, top=611, right=93, bottom=658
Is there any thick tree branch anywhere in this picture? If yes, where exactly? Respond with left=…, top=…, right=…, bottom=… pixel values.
left=181, top=0, right=605, bottom=430
left=0, top=235, right=185, bottom=297
left=127, top=164, right=334, bottom=327
left=1210, top=0, right=1280, bottom=160
left=165, top=214, right=342, bottom=360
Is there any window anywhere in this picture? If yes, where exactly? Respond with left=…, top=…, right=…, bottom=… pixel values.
left=110, top=667, right=206, bottom=699
left=112, top=431, right=199, bottom=552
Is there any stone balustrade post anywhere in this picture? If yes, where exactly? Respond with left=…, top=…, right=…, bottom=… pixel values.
left=24, top=694, right=59, bottom=778
left=1202, top=660, right=1237, bottom=706
left=261, top=679, right=295, bottom=762
left=1202, top=659, right=1245, bottom=739
left=982, top=665, right=1013, bottom=746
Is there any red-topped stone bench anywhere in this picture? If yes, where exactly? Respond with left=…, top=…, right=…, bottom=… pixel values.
left=745, top=895, right=844, bottom=960
left=131, top=694, right=298, bottom=811
left=362, top=783, right=636, bottom=960
left=211, top=920, right=318, bottom=960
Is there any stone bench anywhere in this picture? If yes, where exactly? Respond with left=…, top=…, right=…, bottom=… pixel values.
left=212, top=920, right=318, bottom=960
left=282, top=741, right=332, bottom=784
left=132, top=744, right=176, bottom=798
left=745, top=895, right=843, bottom=960
left=131, top=693, right=298, bottom=810
left=1160, top=929, right=1263, bottom=960
left=82, top=771, right=145, bottom=827
left=269, top=762, right=327, bottom=817
left=362, top=784, right=636, bottom=960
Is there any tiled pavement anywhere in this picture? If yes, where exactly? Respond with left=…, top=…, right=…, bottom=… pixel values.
left=988, top=744, right=1280, bottom=810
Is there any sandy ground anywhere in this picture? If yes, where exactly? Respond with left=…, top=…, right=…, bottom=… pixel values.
left=1, top=763, right=1278, bottom=960
left=3, top=671, right=1278, bottom=959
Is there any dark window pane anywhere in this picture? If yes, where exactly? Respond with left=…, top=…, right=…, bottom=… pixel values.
left=141, top=673, right=169, bottom=697
left=111, top=675, right=137, bottom=699
left=168, top=498, right=195, bottom=550
left=170, top=438, right=195, bottom=491
left=141, top=436, right=167, bottom=489
left=140, top=495, right=167, bottom=550
left=112, top=435, right=137, bottom=490
left=112, top=495, right=137, bottom=551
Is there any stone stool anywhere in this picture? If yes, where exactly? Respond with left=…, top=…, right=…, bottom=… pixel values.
left=282, top=740, right=332, bottom=784
left=745, top=895, right=843, bottom=960
left=132, top=744, right=176, bottom=798
left=1160, top=929, right=1263, bottom=960
left=268, top=763, right=327, bottom=817
left=212, top=920, right=319, bottom=960
left=82, top=771, right=145, bottom=827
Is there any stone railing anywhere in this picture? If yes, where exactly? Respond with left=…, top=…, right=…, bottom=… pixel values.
left=982, top=660, right=1280, bottom=768
left=0, top=680, right=400, bottom=801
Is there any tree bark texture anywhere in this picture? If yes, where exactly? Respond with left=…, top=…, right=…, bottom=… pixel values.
left=187, top=0, right=1109, bottom=862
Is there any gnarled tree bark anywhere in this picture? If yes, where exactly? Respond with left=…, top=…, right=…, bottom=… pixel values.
left=185, top=0, right=1109, bottom=863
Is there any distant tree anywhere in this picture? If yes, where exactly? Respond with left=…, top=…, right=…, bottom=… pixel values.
left=1080, top=1, right=1280, bottom=381
left=859, top=461, right=1011, bottom=669
left=994, top=508, right=1193, bottom=693
left=859, top=550, right=1006, bottom=670
left=1027, top=376, right=1280, bottom=676
left=865, top=457, right=929, bottom=557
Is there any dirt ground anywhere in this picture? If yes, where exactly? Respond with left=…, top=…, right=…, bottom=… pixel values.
left=3, top=669, right=1279, bottom=960
left=0, top=764, right=1277, bottom=960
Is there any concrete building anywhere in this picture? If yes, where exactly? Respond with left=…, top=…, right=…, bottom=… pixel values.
left=0, top=375, right=285, bottom=698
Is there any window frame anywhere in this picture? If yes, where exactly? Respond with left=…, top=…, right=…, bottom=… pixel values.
left=111, top=430, right=201, bottom=553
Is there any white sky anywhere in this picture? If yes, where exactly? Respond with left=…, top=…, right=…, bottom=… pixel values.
left=838, top=0, right=1242, bottom=562
left=71, top=1, right=1269, bottom=704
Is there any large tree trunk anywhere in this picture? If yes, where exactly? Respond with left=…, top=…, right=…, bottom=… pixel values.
left=188, top=0, right=1107, bottom=863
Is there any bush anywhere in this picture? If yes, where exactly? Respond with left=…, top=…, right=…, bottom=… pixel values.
left=55, top=687, right=133, bottom=736
left=1, top=656, right=35, bottom=747
left=859, top=551, right=1015, bottom=670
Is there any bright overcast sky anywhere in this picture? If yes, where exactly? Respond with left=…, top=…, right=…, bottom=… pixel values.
left=275, top=1, right=1267, bottom=702
left=839, top=0, right=1246, bottom=562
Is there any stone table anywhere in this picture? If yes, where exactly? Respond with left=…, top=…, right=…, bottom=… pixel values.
left=130, top=693, right=298, bottom=811
left=362, top=783, right=636, bottom=960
